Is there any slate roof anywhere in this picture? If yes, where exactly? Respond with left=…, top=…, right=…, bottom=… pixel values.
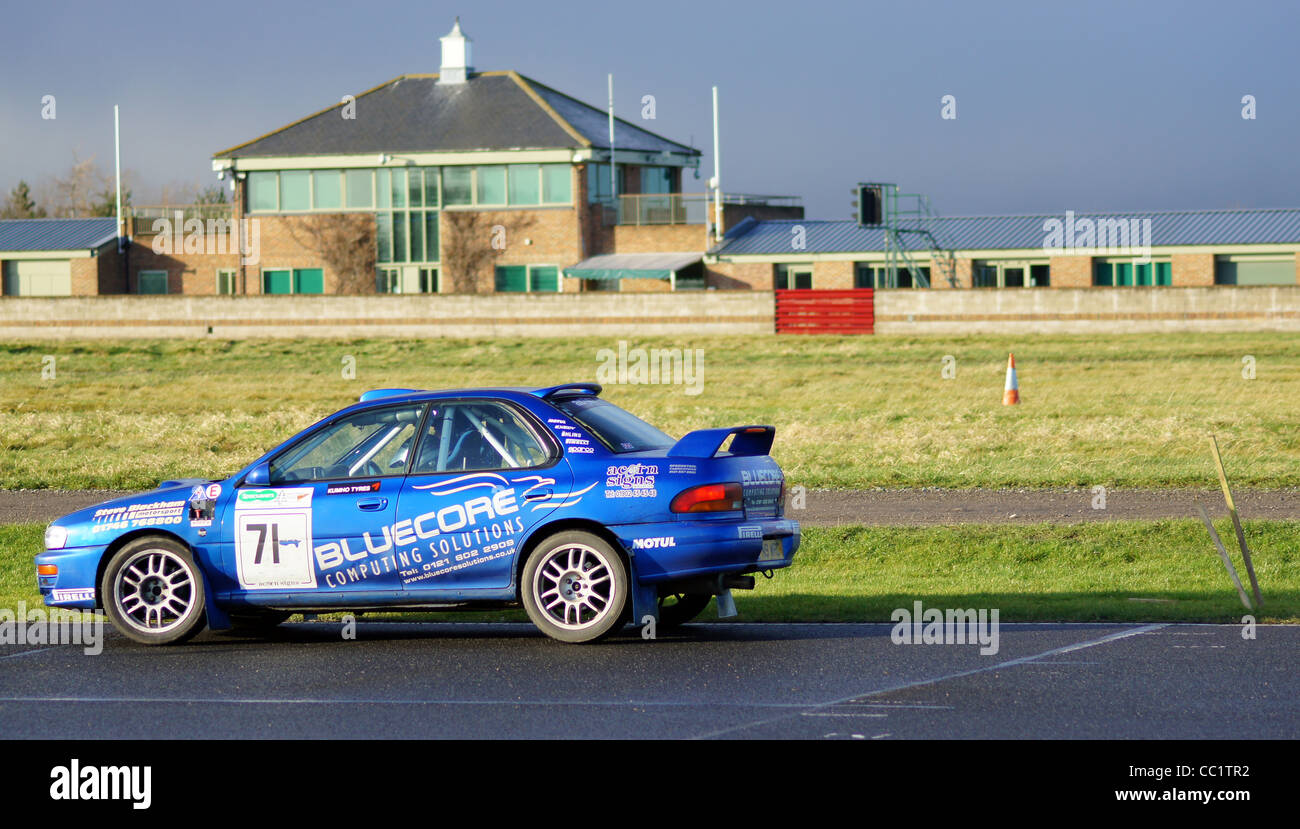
left=215, top=72, right=699, bottom=159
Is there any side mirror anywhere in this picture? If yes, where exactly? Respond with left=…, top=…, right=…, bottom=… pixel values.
left=244, top=461, right=271, bottom=487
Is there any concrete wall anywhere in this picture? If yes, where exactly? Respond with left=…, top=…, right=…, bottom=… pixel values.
left=0, top=292, right=774, bottom=339
left=874, top=286, right=1300, bottom=334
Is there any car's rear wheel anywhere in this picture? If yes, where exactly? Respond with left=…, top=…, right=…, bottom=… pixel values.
left=657, top=592, right=713, bottom=629
left=522, top=531, right=628, bottom=643
left=101, top=536, right=207, bottom=645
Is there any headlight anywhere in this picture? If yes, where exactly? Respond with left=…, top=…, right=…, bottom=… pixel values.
left=44, top=525, right=68, bottom=550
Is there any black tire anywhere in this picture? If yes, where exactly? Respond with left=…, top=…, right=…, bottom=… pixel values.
left=221, top=610, right=293, bottom=637
left=657, top=592, right=713, bottom=629
left=100, top=535, right=207, bottom=645
left=521, top=531, right=629, bottom=643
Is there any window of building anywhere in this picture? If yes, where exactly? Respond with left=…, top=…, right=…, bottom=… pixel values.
left=508, top=164, right=540, bottom=205
left=975, top=260, right=1050, bottom=288
left=542, top=164, right=572, bottom=203
left=477, top=166, right=507, bottom=205
left=774, top=264, right=813, bottom=290
left=138, top=270, right=169, bottom=294
left=216, top=269, right=237, bottom=295
left=640, top=166, right=673, bottom=194
left=442, top=168, right=473, bottom=206
left=1094, top=259, right=1170, bottom=286
left=853, top=263, right=925, bottom=288
left=587, top=163, right=626, bottom=203
left=248, top=172, right=277, bottom=211
left=495, top=265, right=560, bottom=293
left=1214, top=255, right=1294, bottom=285
left=312, top=171, right=342, bottom=209
left=262, top=268, right=323, bottom=295
left=345, top=170, right=374, bottom=208
left=280, top=171, right=310, bottom=211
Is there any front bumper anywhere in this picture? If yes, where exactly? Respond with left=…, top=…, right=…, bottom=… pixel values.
left=613, top=517, right=800, bottom=583
left=35, top=544, right=109, bottom=609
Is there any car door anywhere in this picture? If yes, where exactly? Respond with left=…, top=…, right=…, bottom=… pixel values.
left=394, top=399, right=571, bottom=593
left=229, top=402, right=426, bottom=596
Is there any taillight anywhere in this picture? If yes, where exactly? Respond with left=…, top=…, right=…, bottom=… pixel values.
left=671, top=482, right=743, bottom=513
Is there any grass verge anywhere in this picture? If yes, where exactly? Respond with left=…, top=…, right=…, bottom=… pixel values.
left=4, top=519, right=1295, bottom=623
left=2, top=331, right=1298, bottom=490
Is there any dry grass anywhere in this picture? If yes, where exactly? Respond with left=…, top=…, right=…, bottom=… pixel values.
left=1, top=332, right=1297, bottom=490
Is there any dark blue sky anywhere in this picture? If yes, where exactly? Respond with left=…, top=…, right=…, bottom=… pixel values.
left=2, top=0, right=1297, bottom=219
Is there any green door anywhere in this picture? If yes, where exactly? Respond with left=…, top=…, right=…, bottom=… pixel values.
left=530, top=266, right=559, bottom=292
left=294, top=268, right=324, bottom=294
left=262, top=269, right=293, bottom=294
left=495, top=265, right=528, bottom=293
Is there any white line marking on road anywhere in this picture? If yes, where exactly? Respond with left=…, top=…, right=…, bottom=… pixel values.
left=693, top=623, right=1169, bottom=740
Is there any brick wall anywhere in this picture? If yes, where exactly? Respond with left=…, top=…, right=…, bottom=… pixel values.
left=707, top=261, right=772, bottom=290
left=1172, top=253, right=1215, bottom=286
left=610, top=223, right=709, bottom=253
left=813, top=260, right=854, bottom=289
left=1050, top=255, right=1092, bottom=288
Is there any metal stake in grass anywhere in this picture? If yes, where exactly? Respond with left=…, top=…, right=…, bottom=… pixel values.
left=1209, top=434, right=1263, bottom=608
left=1194, top=500, right=1252, bottom=611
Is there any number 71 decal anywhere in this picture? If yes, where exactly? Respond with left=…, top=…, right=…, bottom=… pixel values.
left=235, top=511, right=315, bottom=590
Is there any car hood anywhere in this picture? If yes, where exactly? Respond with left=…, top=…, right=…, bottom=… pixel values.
left=53, top=478, right=213, bottom=529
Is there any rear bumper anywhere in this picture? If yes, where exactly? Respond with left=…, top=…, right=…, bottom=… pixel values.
left=612, top=518, right=800, bottom=584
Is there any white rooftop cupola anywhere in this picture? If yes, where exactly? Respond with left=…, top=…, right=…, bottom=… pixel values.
left=439, top=17, right=474, bottom=84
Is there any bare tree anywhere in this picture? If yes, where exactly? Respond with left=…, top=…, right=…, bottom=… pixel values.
left=441, top=211, right=536, bottom=293
left=284, top=213, right=377, bottom=294
left=44, top=154, right=133, bottom=217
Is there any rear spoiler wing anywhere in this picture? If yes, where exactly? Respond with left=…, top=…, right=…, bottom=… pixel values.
left=667, top=425, right=775, bottom=458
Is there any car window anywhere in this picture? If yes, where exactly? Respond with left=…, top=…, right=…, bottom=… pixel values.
left=549, top=396, right=674, bottom=453
left=411, top=402, right=550, bottom=473
left=270, top=404, right=425, bottom=483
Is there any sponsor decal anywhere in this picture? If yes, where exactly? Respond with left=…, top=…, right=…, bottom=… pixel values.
left=51, top=588, right=96, bottom=603
left=317, top=473, right=528, bottom=589
left=187, top=485, right=216, bottom=528
left=91, top=500, right=186, bottom=533
left=237, top=488, right=312, bottom=507
left=325, top=481, right=382, bottom=495
left=631, top=536, right=676, bottom=550
left=605, top=463, right=658, bottom=498
left=737, top=525, right=763, bottom=539
left=234, top=488, right=315, bottom=590
left=668, top=463, right=697, bottom=475
left=547, top=417, right=598, bottom=455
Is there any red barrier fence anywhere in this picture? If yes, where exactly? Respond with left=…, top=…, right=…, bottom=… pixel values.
left=774, top=289, right=875, bottom=334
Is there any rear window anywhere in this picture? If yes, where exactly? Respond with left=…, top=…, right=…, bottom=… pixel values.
left=550, top=396, right=675, bottom=454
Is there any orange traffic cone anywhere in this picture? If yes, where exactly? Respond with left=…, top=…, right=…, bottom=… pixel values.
left=1003, top=353, right=1020, bottom=405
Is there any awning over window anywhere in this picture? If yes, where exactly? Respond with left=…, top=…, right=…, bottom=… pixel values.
left=564, top=252, right=703, bottom=281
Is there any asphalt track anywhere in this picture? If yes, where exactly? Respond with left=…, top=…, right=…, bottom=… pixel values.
left=4, top=487, right=1299, bottom=526
left=1, top=621, right=1294, bottom=739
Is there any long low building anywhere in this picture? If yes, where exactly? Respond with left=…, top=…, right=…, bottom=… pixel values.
left=705, top=208, right=1300, bottom=290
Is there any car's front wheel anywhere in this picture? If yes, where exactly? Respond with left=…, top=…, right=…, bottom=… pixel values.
left=522, top=531, right=628, bottom=643
left=101, top=536, right=207, bottom=645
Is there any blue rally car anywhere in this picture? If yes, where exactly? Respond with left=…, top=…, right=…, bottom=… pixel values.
left=37, top=383, right=800, bottom=644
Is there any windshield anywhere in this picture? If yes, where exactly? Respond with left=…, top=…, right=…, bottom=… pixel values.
left=550, top=396, right=675, bottom=454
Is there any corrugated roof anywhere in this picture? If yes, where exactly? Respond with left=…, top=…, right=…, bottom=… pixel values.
left=215, top=72, right=698, bottom=159
left=713, top=208, right=1300, bottom=256
left=0, top=218, right=117, bottom=253
left=564, top=251, right=702, bottom=280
